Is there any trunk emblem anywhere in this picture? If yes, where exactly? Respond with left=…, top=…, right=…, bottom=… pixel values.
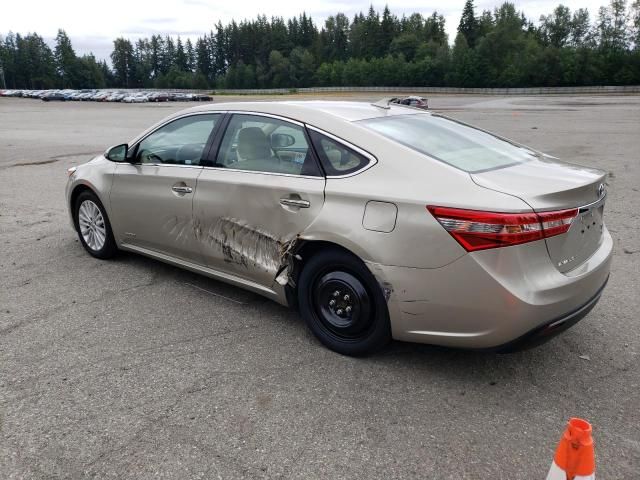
left=558, top=256, right=576, bottom=267
left=597, top=183, right=606, bottom=198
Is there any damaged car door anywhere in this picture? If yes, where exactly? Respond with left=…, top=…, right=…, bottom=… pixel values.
left=193, top=113, right=325, bottom=288
left=109, top=113, right=221, bottom=262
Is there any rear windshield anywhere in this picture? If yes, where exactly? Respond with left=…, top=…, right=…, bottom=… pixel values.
left=359, top=114, right=536, bottom=173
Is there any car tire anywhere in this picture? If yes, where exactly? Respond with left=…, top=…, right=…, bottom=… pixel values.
left=297, top=248, right=391, bottom=356
left=74, top=190, right=118, bottom=259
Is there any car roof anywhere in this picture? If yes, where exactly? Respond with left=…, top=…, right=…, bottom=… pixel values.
left=182, top=101, right=424, bottom=123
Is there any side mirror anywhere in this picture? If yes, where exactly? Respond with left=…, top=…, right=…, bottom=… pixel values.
left=271, top=133, right=295, bottom=148
left=105, top=143, right=128, bottom=162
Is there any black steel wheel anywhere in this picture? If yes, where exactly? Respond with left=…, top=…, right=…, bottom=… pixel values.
left=298, top=248, right=391, bottom=356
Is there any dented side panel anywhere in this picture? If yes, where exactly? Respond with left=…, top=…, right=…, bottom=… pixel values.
left=193, top=168, right=324, bottom=288
left=198, top=216, right=299, bottom=281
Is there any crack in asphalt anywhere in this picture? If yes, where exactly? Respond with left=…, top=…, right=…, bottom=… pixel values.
left=80, top=356, right=320, bottom=476
left=0, top=323, right=281, bottom=405
left=1, top=151, right=99, bottom=169
left=0, top=274, right=161, bottom=337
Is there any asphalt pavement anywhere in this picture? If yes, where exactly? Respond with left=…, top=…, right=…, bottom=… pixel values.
left=0, top=94, right=638, bottom=479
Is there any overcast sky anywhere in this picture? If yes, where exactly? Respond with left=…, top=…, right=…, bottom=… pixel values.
left=2, top=0, right=606, bottom=62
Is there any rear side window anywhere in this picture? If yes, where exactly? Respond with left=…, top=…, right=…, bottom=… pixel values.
left=215, top=114, right=322, bottom=176
left=359, top=114, right=536, bottom=173
left=309, top=130, right=370, bottom=176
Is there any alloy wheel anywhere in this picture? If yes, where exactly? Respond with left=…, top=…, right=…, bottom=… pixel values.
left=78, top=199, right=106, bottom=251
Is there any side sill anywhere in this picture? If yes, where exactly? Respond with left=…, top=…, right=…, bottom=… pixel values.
left=120, top=243, right=285, bottom=305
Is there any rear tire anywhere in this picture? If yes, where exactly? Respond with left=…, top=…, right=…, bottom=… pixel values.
left=74, top=190, right=118, bottom=259
left=298, top=248, right=391, bottom=356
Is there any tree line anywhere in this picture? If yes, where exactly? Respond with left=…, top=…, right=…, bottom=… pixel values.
left=1, top=0, right=639, bottom=90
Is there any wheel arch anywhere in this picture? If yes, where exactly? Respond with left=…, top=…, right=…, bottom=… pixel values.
left=69, top=182, right=110, bottom=231
left=70, top=183, right=95, bottom=208
left=285, top=237, right=380, bottom=309
left=291, top=238, right=392, bottom=355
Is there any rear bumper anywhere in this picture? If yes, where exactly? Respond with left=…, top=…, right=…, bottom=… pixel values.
left=493, top=276, right=608, bottom=352
left=367, top=227, right=612, bottom=349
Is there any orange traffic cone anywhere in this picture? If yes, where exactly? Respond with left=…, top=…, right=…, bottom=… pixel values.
left=546, top=418, right=595, bottom=479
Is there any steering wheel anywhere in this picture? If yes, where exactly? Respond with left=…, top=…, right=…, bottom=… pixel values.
left=139, top=149, right=164, bottom=164
left=176, top=144, right=204, bottom=164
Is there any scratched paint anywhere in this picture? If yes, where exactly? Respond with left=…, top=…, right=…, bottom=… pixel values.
left=162, top=215, right=299, bottom=284
left=365, top=261, right=394, bottom=303
left=203, top=217, right=296, bottom=276
left=162, top=216, right=196, bottom=245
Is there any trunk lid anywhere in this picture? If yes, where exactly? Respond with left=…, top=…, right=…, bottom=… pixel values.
left=471, top=157, right=607, bottom=273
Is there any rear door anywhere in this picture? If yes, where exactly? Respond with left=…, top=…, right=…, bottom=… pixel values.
left=109, top=113, right=221, bottom=262
left=193, top=113, right=325, bottom=287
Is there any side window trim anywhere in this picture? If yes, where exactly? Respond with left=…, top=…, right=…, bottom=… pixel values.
left=202, top=112, right=231, bottom=167
left=204, top=113, right=324, bottom=179
left=226, top=110, right=305, bottom=127
left=305, top=125, right=378, bottom=178
left=127, top=112, right=222, bottom=167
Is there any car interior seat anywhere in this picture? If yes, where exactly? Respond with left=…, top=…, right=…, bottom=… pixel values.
left=236, top=127, right=275, bottom=170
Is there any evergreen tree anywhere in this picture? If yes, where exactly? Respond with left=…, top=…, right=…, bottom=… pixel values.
left=76, top=54, right=105, bottom=88
left=162, top=36, right=175, bottom=73
left=149, top=35, right=162, bottom=79
left=380, top=6, right=397, bottom=55
left=110, top=37, right=135, bottom=87
left=185, top=38, right=195, bottom=72
left=175, top=36, right=187, bottom=71
left=458, top=0, right=480, bottom=47
left=195, top=37, right=212, bottom=81
left=54, top=29, right=78, bottom=87
left=214, top=22, right=227, bottom=77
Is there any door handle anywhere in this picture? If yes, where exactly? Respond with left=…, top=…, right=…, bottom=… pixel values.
left=172, top=185, right=193, bottom=194
left=280, top=197, right=310, bottom=208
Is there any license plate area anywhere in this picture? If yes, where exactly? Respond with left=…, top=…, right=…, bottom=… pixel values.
left=546, top=200, right=605, bottom=273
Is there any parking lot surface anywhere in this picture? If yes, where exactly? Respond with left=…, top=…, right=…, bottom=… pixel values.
left=1, top=94, right=639, bottom=479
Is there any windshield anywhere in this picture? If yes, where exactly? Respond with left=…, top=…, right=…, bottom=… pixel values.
left=359, top=114, right=536, bottom=173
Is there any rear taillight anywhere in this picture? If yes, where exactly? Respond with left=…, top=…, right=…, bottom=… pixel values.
left=536, top=209, right=579, bottom=237
left=427, top=206, right=578, bottom=252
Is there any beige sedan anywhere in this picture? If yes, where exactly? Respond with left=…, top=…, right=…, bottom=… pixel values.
left=66, top=101, right=612, bottom=355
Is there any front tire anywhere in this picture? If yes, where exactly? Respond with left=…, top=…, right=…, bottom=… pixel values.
left=298, top=248, right=391, bottom=356
left=74, top=191, right=118, bottom=259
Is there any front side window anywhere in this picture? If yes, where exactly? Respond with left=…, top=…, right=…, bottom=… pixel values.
left=215, top=114, right=321, bottom=176
left=359, top=113, right=536, bottom=173
left=308, top=130, right=370, bottom=176
left=134, top=114, right=219, bottom=166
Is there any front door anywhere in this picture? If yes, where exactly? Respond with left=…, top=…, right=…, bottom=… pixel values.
left=193, top=113, right=325, bottom=287
left=109, top=113, right=221, bottom=263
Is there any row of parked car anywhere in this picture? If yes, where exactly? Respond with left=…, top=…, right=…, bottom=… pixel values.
left=0, top=89, right=213, bottom=103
